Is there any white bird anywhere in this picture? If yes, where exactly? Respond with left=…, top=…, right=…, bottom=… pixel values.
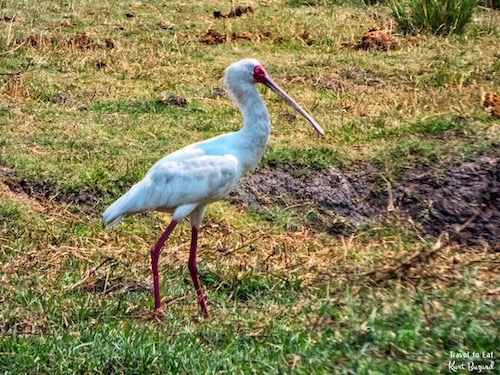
left=103, top=58, right=324, bottom=319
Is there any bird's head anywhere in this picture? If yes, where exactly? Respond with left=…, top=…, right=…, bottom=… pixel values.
left=224, top=58, right=263, bottom=86
left=223, top=58, right=324, bottom=135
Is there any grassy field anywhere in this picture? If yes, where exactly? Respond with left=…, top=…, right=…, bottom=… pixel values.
left=0, top=0, right=498, bottom=373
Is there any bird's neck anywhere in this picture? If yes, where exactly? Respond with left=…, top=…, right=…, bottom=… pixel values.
left=229, top=83, right=271, bottom=172
left=231, top=83, right=270, bottom=138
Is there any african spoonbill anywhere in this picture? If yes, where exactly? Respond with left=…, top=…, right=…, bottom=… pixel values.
left=102, top=58, right=324, bottom=319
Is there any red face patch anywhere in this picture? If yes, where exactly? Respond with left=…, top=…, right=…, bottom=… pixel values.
left=253, top=65, right=266, bottom=83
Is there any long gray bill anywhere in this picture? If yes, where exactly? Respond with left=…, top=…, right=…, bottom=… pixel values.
left=263, top=75, right=325, bottom=135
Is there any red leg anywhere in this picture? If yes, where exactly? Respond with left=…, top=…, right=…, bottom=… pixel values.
left=150, top=220, right=178, bottom=320
left=188, top=226, right=209, bottom=319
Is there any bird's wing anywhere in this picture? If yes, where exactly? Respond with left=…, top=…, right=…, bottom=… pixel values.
left=102, top=144, right=240, bottom=226
left=120, top=152, right=240, bottom=213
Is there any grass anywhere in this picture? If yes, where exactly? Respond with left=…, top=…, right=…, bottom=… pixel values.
left=1, top=0, right=499, bottom=373
left=391, top=0, right=479, bottom=36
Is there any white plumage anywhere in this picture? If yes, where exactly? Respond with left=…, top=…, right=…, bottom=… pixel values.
left=103, top=148, right=240, bottom=227
left=103, top=58, right=324, bottom=319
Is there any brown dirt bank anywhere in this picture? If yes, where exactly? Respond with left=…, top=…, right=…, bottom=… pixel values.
left=230, top=154, right=499, bottom=249
left=1, top=153, right=498, bottom=249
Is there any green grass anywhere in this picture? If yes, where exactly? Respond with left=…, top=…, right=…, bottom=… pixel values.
left=391, top=0, right=479, bottom=35
left=0, top=0, right=498, bottom=373
left=263, top=145, right=346, bottom=172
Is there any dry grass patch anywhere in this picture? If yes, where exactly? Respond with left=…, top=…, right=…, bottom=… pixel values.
left=1, top=71, right=27, bottom=98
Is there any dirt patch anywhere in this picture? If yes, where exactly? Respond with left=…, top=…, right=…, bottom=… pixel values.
left=231, top=154, right=499, bottom=249
left=200, top=29, right=226, bottom=45
left=199, top=29, right=271, bottom=45
left=230, top=166, right=372, bottom=232
left=26, top=34, right=55, bottom=48
left=343, top=27, right=397, bottom=51
left=157, top=93, right=187, bottom=107
left=0, top=166, right=100, bottom=212
left=391, top=155, right=499, bottom=248
left=0, top=167, right=51, bottom=212
left=213, top=6, right=254, bottom=19
left=356, top=28, right=396, bottom=51
left=482, top=92, right=500, bottom=118
left=63, top=33, right=100, bottom=50
left=297, top=29, right=313, bottom=45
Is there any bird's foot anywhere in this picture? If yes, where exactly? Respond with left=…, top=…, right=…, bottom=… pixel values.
left=153, top=309, right=164, bottom=322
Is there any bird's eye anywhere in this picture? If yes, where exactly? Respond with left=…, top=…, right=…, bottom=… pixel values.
left=253, top=65, right=266, bottom=83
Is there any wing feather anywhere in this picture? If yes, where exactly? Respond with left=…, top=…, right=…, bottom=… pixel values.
left=147, top=153, right=240, bottom=208
left=103, top=137, right=244, bottom=226
left=103, top=151, right=240, bottom=225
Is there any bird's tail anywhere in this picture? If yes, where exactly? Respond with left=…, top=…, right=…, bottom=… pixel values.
left=103, top=212, right=125, bottom=227
left=102, top=192, right=134, bottom=227
left=102, top=201, right=125, bottom=227
left=103, top=178, right=154, bottom=227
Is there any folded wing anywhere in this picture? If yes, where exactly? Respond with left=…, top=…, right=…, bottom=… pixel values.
left=103, top=150, right=239, bottom=226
